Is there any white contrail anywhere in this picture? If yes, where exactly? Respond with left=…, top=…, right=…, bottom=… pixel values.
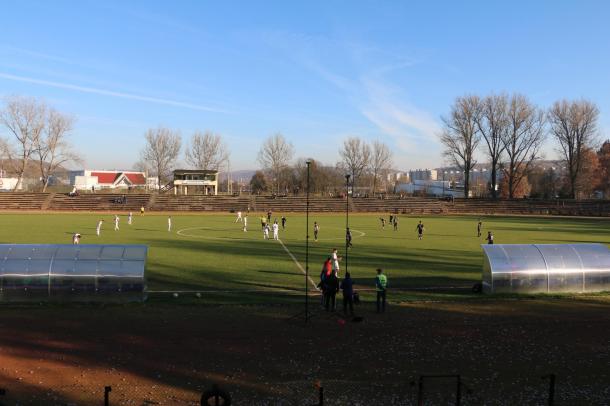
left=0, top=72, right=229, bottom=113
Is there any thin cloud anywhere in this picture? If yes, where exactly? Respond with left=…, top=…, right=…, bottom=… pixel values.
left=0, top=72, right=229, bottom=113
left=266, top=32, right=440, bottom=160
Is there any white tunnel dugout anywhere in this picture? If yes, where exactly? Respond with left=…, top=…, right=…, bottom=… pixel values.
left=0, top=244, right=147, bottom=302
left=482, top=243, right=610, bottom=294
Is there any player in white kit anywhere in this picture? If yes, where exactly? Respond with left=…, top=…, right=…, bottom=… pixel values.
left=128, top=212, right=133, bottom=225
left=243, top=215, right=248, bottom=232
left=114, top=215, right=120, bottom=231
left=96, top=219, right=103, bottom=236
left=272, top=220, right=279, bottom=240
left=235, top=211, right=242, bottom=222
left=168, top=216, right=172, bottom=232
left=72, top=233, right=81, bottom=244
left=263, top=224, right=270, bottom=239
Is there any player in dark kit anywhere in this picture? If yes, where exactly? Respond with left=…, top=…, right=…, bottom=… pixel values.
left=416, top=221, right=425, bottom=240
left=346, top=227, right=353, bottom=248
left=477, top=219, right=482, bottom=237
left=281, top=216, right=287, bottom=230
left=380, top=217, right=386, bottom=229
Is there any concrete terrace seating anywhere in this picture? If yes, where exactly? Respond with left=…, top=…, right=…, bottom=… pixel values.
left=48, top=193, right=152, bottom=212
left=351, top=197, right=445, bottom=214
left=0, top=193, right=49, bottom=210
left=253, top=196, right=347, bottom=213
left=0, top=192, right=607, bottom=216
left=150, top=195, right=252, bottom=212
left=446, top=199, right=610, bottom=216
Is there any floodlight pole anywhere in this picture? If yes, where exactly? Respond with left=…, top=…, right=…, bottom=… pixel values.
left=345, top=174, right=350, bottom=275
left=305, top=160, right=311, bottom=322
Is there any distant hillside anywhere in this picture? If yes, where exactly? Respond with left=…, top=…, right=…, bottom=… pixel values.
left=1, top=158, right=70, bottom=179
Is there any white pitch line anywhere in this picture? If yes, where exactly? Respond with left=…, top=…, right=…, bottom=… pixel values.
left=278, top=238, right=320, bottom=291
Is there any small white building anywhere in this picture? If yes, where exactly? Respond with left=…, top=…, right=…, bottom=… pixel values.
left=171, top=169, right=219, bottom=195
left=396, top=179, right=466, bottom=197
left=0, top=177, right=22, bottom=191
left=69, top=170, right=147, bottom=190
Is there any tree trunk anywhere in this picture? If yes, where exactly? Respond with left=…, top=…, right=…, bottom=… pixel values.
left=372, top=170, right=378, bottom=194
left=464, top=172, right=470, bottom=198
left=490, top=164, right=498, bottom=199
left=13, top=174, right=23, bottom=192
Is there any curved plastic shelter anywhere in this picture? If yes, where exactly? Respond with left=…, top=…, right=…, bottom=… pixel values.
left=0, top=244, right=147, bottom=302
left=482, top=243, right=610, bottom=294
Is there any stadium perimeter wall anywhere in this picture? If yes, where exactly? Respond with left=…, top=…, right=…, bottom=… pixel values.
left=0, top=192, right=608, bottom=216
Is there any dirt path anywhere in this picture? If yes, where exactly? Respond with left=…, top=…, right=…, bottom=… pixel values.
left=0, top=298, right=609, bottom=405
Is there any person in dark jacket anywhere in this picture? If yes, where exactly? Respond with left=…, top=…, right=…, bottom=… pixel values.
left=324, top=272, right=339, bottom=311
left=340, top=272, right=354, bottom=315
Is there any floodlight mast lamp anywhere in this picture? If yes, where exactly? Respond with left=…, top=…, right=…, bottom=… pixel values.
left=345, top=173, right=350, bottom=275
left=305, top=160, right=311, bottom=322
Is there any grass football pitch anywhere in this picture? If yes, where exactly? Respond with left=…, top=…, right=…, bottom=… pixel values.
left=2, top=212, right=609, bottom=302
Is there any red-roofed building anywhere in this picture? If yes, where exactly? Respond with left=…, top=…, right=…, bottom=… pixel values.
left=70, top=170, right=149, bottom=190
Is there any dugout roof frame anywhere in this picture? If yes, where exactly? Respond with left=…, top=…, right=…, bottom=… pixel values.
left=481, top=243, right=610, bottom=294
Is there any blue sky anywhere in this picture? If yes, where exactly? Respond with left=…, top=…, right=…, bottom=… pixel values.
left=1, top=0, right=609, bottom=171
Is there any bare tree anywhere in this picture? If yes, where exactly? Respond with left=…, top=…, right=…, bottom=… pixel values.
left=35, top=109, right=81, bottom=192
left=185, top=131, right=229, bottom=170
left=257, top=133, right=294, bottom=194
left=439, top=95, right=481, bottom=198
left=476, top=94, right=508, bottom=199
left=339, top=137, right=371, bottom=189
left=369, top=140, right=393, bottom=193
left=548, top=99, right=599, bottom=199
left=140, top=126, right=182, bottom=189
left=501, top=94, right=546, bottom=199
left=0, top=96, right=46, bottom=190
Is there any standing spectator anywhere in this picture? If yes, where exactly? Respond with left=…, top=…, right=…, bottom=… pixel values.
left=319, top=257, right=332, bottom=305
left=486, top=231, right=494, bottom=244
left=340, top=272, right=355, bottom=316
left=324, top=272, right=339, bottom=311
left=375, top=268, right=388, bottom=313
